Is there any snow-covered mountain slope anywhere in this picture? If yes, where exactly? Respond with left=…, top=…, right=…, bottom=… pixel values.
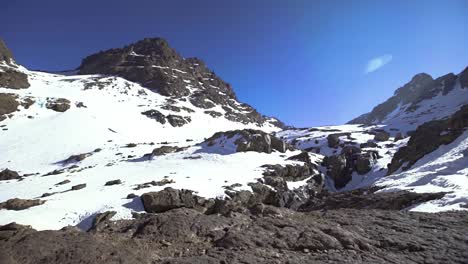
left=349, top=69, right=468, bottom=132
left=279, top=70, right=468, bottom=213
left=0, top=66, right=307, bottom=230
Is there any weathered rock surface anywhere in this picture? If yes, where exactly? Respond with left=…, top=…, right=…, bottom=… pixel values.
left=45, top=98, right=71, bottom=112
left=0, top=169, right=21, bottom=181
left=0, top=68, right=30, bottom=89
left=388, top=105, right=468, bottom=174
left=0, top=198, right=44, bottom=210
left=0, top=93, right=19, bottom=121
left=141, top=187, right=209, bottom=213
left=205, top=129, right=290, bottom=154
left=1, top=204, right=467, bottom=263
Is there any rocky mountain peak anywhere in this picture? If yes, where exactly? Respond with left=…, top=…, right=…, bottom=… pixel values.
left=348, top=69, right=467, bottom=127
left=0, top=39, right=14, bottom=65
left=78, top=37, right=283, bottom=127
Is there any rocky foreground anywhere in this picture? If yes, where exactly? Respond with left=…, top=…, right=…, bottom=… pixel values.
left=1, top=190, right=467, bottom=264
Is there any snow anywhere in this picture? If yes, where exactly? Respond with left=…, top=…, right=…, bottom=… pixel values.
left=377, top=130, right=468, bottom=212
left=0, top=69, right=285, bottom=230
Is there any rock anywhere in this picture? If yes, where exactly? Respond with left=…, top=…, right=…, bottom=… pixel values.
left=374, top=131, right=390, bottom=141
left=388, top=105, right=468, bottom=174
left=46, top=98, right=71, bottom=112
left=0, top=93, right=19, bottom=121
left=104, top=179, right=122, bottom=186
left=355, top=153, right=376, bottom=175
left=89, top=211, right=116, bottom=232
left=0, top=69, right=30, bottom=89
left=63, top=153, right=90, bottom=163
left=71, top=184, right=86, bottom=191
left=142, top=109, right=166, bottom=124
left=167, top=115, right=191, bottom=127
left=323, top=155, right=350, bottom=189
left=0, top=39, right=14, bottom=64
left=262, top=164, right=313, bottom=181
left=134, top=179, right=175, bottom=190
left=360, top=141, right=378, bottom=148
left=77, top=37, right=283, bottom=127
left=205, top=129, right=289, bottom=154
left=141, top=187, right=208, bottom=213
left=394, top=132, right=404, bottom=141
left=55, top=179, right=71, bottom=186
left=0, top=198, right=44, bottom=210
left=287, top=151, right=312, bottom=164
left=126, top=193, right=138, bottom=199
left=327, top=134, right=341, bottom=148
left=149, top=146, right=179, bottom=157
left=204, top=110, right=223, bottom=118
left=0, top=169, right=21, bottom=181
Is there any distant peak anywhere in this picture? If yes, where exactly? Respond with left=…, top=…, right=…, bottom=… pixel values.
left=409, top=73, right=433, bottom=84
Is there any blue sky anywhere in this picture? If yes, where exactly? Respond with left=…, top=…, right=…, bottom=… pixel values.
left=2, top=0, right=467, bottom=127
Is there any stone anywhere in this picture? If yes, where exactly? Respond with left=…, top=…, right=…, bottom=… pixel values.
left=0, top=198, right=44, bottom=210
left=71, top=184, right=86, bottom=191
left=141, top=187, right=208, bottom=213
left=0, top=169, right=21, bottom=181
left=46, top=98, right=71, bottom=112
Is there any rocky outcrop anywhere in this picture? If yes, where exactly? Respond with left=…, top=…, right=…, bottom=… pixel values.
left=387, top=105, right=468, bottom=174
left=302, top=187, right=447, bottom=211
left=141, top=187, right=210, bottom=213
left=204, top=129, right=290, bottom=154
left=141, top=109, right=191, bottom=127
left=324, top=147, right=379, bottom=189
left=373, top=130, right=390, bottom=141
left=0, top=93, right=19, bottom=121
left=78, top=38, right=282, bottom=126
left=0, top=198, right=44, bottom=210
left=0, top=169, right=21, bottom=181
left=0, top=39, right=30, bottom=89
left=348, top=71, right=465, bottom=125
left=1, top=198, right=467, bottom=263
left=0, top=68, right=30, bottom=89
left=46, top=98, right=71, bottom=112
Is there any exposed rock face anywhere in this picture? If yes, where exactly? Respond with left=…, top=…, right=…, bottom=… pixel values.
left=373, top=130, right=390, bottom=141
left=0, top=93, right=19, bottom=121
left=46, top=98, right=71, bottom=112
left=348, top=71, right=465, bottom=125
left=141, top=187, right=209, bottom=213
left=0, top=69, right=30, bottom=89
left=205, top=129, right=290, bottom=154
left=0, top=198, right=44, bottom=210
left=460, top=66, right=468, bottom=89
left=78, top=38, right=283, bottom=126
left=324, top=147, right=379, bottom=189
left=302, top=187, right=447, bottom=211
left=0, top=169, right=21, bottom=181
left=141, top=109, right=191, bottom=127
left=0, top=39, right=30, bottom=89
left=0, top=39, right=14, bottom=64
left=387, top=105, right=468, bottom=174
left=1, top=198, right=467, bottom=263
left=262, top=164, right=314, bottom=182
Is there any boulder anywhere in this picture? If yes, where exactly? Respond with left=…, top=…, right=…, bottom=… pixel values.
left=0, top=198, right=44, bottom=210
left=0, top=169, right=21, bottom=181
left=46, top=98, right=71, bottom=112
left=141, top=187, right=208, bottom=213
left=104, top=179, right=122, bottom=186
left=323, top=155, right=351, bottom=189
left=374, top=131, right=390, bottom=142
left=262, top=164, right=312, bottom=182
left=166, top=115, right=191, bottom=127
left=71, top=184, right=86, bottom=191
left=0, top=93, right=19, bottom=121
left=327, top=134, right=341, bottom=148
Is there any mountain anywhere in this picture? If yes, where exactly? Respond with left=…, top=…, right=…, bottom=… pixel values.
left=77, top=37, right=284, bottom=127
left=348, top=69, right=468, bottom=132
left=1, top=38, right=468, bottom=263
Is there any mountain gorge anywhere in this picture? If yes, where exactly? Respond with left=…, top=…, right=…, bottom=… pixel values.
left=0, top=38, right=467, bottom=263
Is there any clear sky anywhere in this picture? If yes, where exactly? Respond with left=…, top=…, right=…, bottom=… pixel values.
left=2, top=0, right=467, bottom=127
